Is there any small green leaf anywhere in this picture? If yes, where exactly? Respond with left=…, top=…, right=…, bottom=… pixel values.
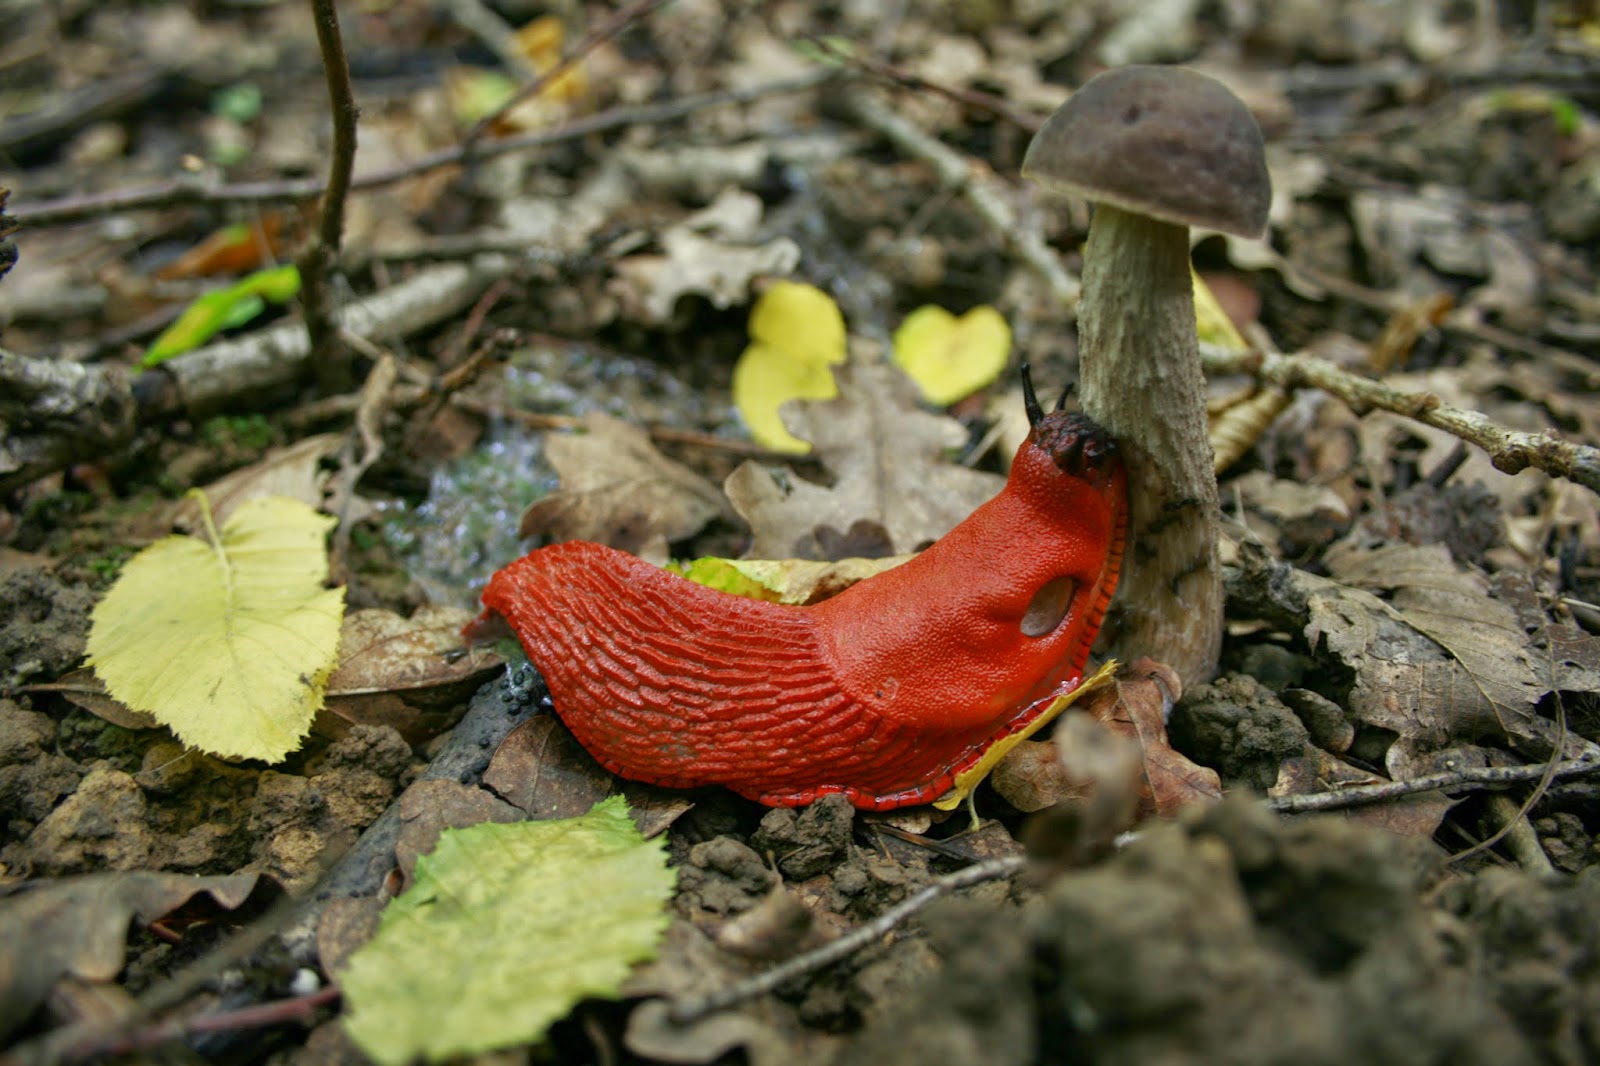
left=340, top=798, right=675, bottom=1064
left=143, top=264, right=302, bottom=367
left=212, top=83, right=263, bottom=123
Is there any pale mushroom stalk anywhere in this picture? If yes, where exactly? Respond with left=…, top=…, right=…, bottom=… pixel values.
left=1077, top=205, right=1219, bottom=686
left=1022, top=66, right=1270, bottom=688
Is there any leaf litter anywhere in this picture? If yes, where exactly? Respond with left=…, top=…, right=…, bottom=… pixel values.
left=6, top=0, right=1600, bottom=1062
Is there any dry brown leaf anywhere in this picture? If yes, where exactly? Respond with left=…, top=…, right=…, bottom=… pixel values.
left=173, top=432, right=343, bottom=531
left=725, top=363, right=1004, bottom=558
left=481, top=716, right=694, bottom=836
left=0, top=871, right=277, bottom=1041
left=1234, top=544, right=1595, bottom=775
left=46, top=667, right=158, bottom=730
left=518, top=412, right=728, bottom=564
left=609, top=225, right=801, bottom=324
left=321, top=606, right=501, bottom=747
left=990, top=738, right=1078, bottom=813
left=392, top=778, right=524, bottom=889
left=1326, top=542, right=1552, bottom=740
left=1087, top=659, right=1224, bottom=818
left=151, top=213, right=298, bottom=280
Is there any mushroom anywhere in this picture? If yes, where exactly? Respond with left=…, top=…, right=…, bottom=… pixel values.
left=1021, top=65, right=1270, bottom=688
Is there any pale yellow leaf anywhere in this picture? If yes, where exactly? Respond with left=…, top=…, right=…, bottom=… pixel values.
left=86, top=494, right=344, bottom=762
left=1193, top=268, right=1249, bottom=350
left=731, top=341, right=840, bottom=455
left=731, top=282, right=849, bottom=454
left=748, top=281, right=846, bottom=366
left=891, top=304, right=1011, bottom=406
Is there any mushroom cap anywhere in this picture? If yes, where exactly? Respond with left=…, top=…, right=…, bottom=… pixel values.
left=1022, top=65, right=1271, bottom=239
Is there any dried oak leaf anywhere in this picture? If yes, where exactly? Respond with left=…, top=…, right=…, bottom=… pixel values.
left=321, top=606, right=502, bottom=747
left=1325, top=542, right=1570, bottom=746
left=0, top=872, right=278, bottom=1041
left=725, top=362, right=1004, bottom=559
left=1088, top=659, right=1224, bottom=818
left=1230, top=543, right=1593, bottom=775
left=519, top=412, right=728, bottom=564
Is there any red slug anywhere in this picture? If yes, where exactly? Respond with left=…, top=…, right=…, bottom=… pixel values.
left=468, top=387, right=1127, bottom=810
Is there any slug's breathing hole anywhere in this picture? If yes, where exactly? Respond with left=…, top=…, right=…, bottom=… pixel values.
left=1020, top=577, right=1077, bottom=637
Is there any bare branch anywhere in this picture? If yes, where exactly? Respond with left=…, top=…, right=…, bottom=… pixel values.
left=668, top=854, right=1026, bottom=1026
left=842, top=92, right=1079, bottom=308
left=14, top=71, right=840, bottom=228
left=1264, top=754, right=1600, bottom=814
left=1200, top=341, right=1600, bottom=494
left=299, top=0, right=362, bottom=393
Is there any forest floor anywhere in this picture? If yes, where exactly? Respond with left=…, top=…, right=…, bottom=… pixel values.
left=4, top=1, right=1600, bottom=1063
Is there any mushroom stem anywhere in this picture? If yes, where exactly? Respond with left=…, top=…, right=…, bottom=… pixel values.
left=1076, top=204, right=1221, bottom=687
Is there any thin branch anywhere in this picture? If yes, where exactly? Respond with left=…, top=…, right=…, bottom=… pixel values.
left=842, top=92, right=1079, bottom=309
left=1264, top=754, right=1600, bottom=814
left=667, top=854, right=1025, bottom=1025
left=14, top=71, right=841, bottom=228
left=444, top=0, right=535, bottom=75
left=300, top=0, right=362, bottom=394
left=463, top=0, right=674, bottom=150
left=804, top=35, right=1044, bottom=132
left=1199, top=341, right=1600, bottom=494
left=58, top=986, right=341, bottom=1063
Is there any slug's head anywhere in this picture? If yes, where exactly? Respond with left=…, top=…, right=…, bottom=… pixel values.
left=1019, top=363, right=1122, bottom=496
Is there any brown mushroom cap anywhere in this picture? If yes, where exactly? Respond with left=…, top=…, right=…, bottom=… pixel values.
left=1022, top=65, right=1270, bottom=239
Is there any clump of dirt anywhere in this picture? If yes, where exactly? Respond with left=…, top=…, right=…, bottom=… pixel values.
left=752, top=793, right=856, bottom=880
left=1168, top=673, right=1311, bottom=790
left=674, top=836, right=779, bottom=919
left=0, top=720, right=417, bottom=886
left=0, top=699, right=81, bottom=846
left=843, top=797, right=1594, bottom=1065
left=0, top=568, right=94, bottom=691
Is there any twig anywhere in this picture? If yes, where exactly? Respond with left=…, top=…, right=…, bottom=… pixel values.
left=413, top=326, right=520, bottom=431
left=14, top=71, right=841, bottom=227
left=1481, top=794, right=1556, bottom=875
left=463, top=0, right=674, bottom=150
left=1263, top=754, right=1600, bottom=814
left=444, top=0, right=534, bottom=76
left=841, top=92, right=1079, bottom=309
left=1199, top=341, right=1600, bottom=495
left=804, top=35, right=1043, bottom=133
left=58, top=986, right=341, bottom=1062
left=151, top=256, right=506, bottom=420
left=667, top=854, right=1025, bottom=1025
left=459, top=399, right=798, bottom=460
left=299, top=0, right=362, bottom=394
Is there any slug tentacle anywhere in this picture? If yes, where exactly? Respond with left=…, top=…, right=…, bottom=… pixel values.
left=473, top=407, right=1128, bottom=810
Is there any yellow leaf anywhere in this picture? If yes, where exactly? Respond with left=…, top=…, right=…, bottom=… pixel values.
left=670, top=554, right=911, bottom=604
left=932, top=660, right=1119, bottom=811
left=86, top=493, right=344, bottom=762
left=748, top=281, right=846, bottom=366
left=513, top=16, right=588, bottom=104
left=1193, top=268, right=1249, bottom=351
left=732, top=343, right=838, bottom=454
left=732, top=283, right=849, bottom=453
left=891, top=305, right=1012, bottom=406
